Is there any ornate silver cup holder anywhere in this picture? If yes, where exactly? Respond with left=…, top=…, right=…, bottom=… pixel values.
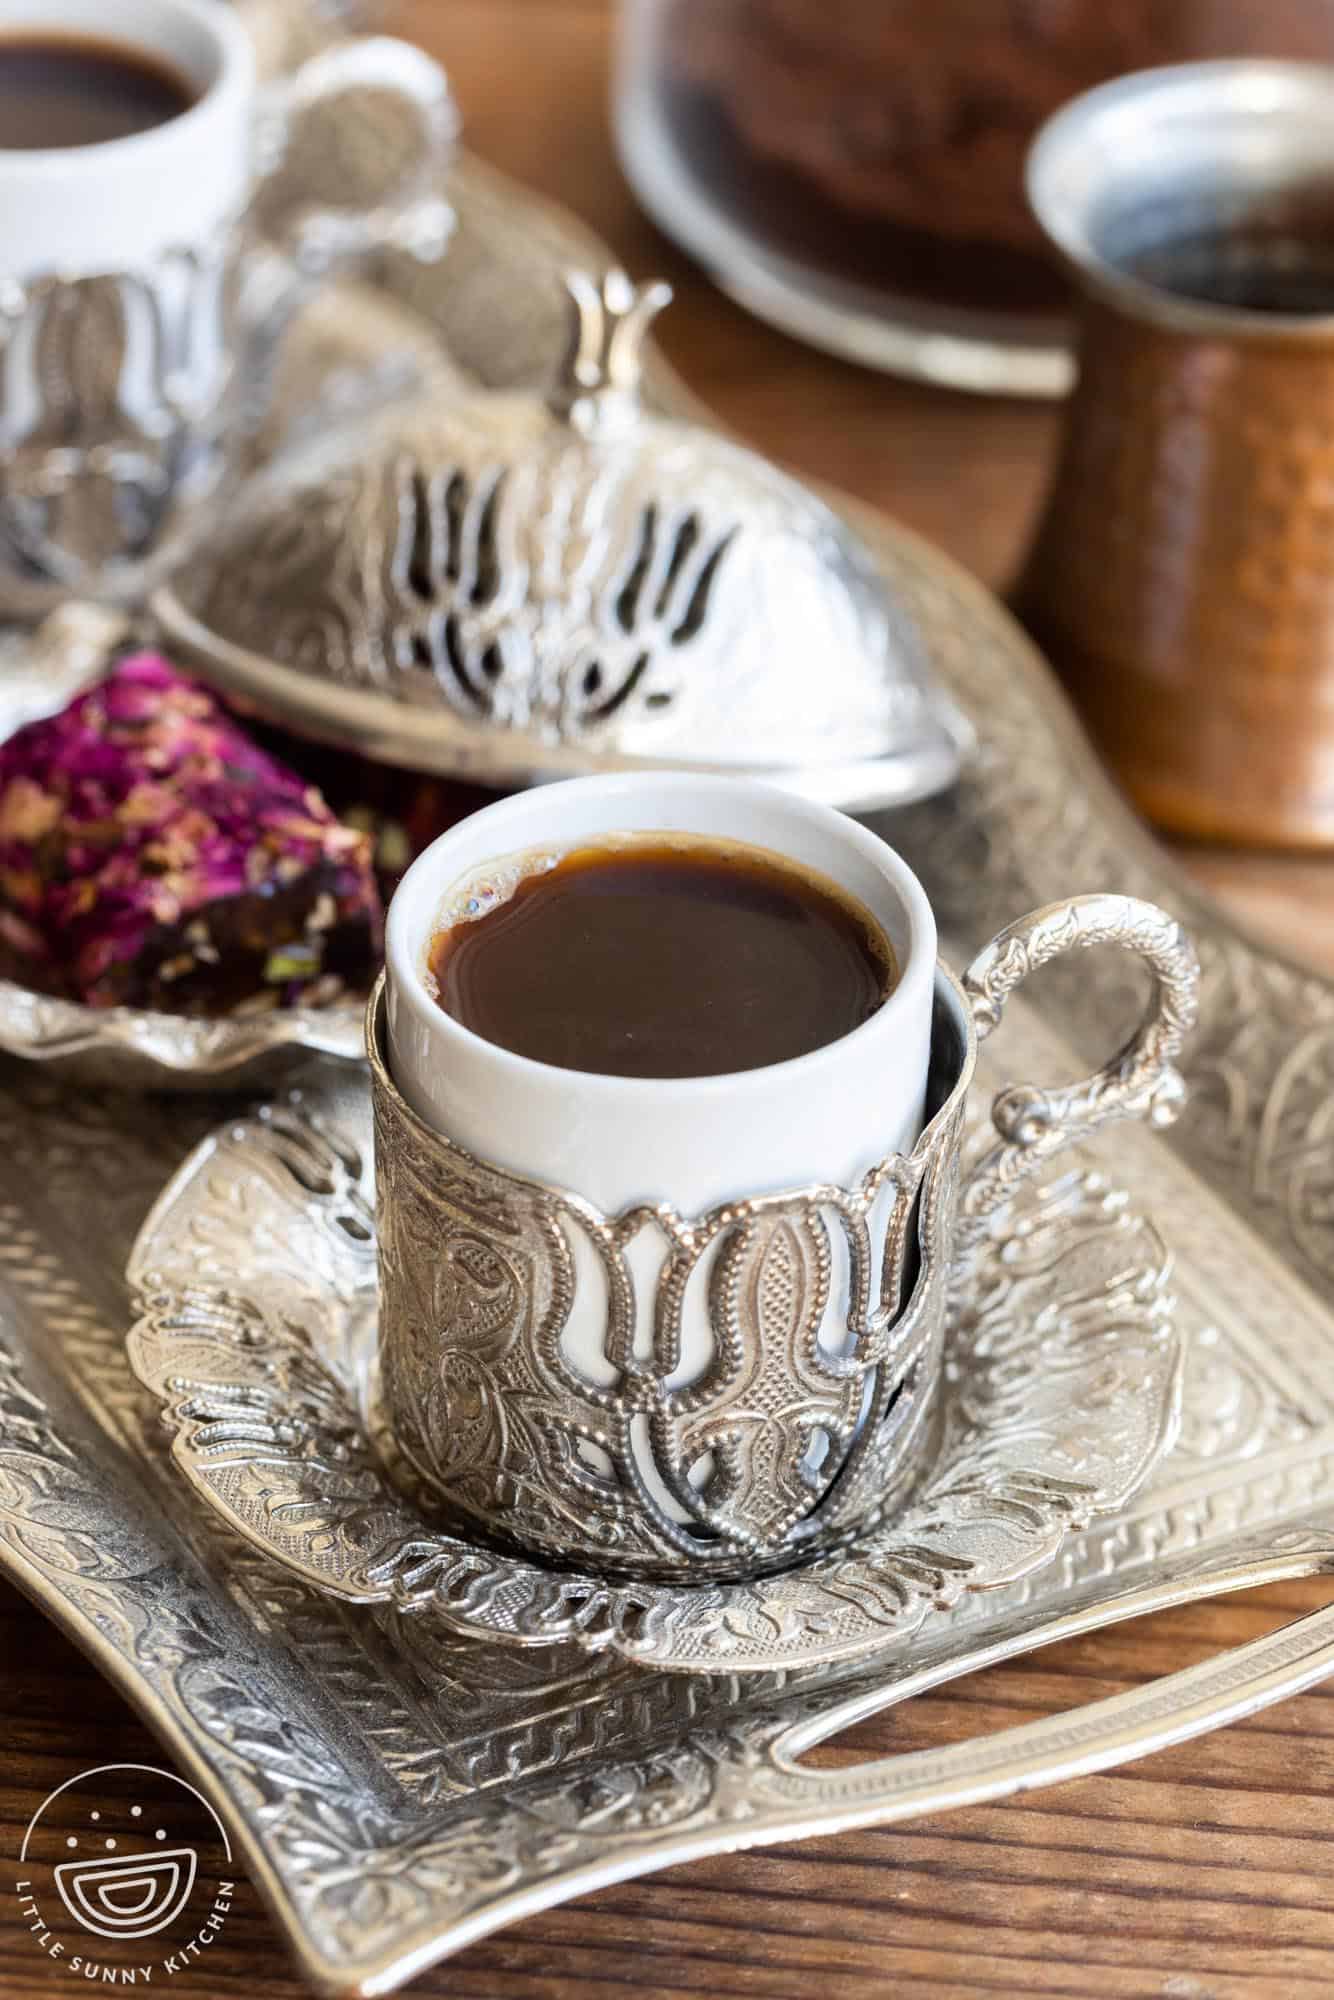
left=126, top=965, right=1186, bottom=1678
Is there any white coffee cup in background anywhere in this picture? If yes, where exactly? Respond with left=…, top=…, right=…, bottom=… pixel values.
left=0, top=0, right=254, bottom=271
left=0, top=0, right=455, bottom=604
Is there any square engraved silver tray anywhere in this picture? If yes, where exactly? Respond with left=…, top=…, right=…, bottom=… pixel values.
left=4, top=976, right=1334, bottom=1995
left=4, top=22, right=1334, bottom=1997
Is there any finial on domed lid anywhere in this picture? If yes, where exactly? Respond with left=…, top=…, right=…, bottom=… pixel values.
left=550, top=268, right=672, bottom=435
left=163, top=252, right=965, bottom=811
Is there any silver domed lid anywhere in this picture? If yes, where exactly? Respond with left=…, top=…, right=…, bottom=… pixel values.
left=157, top=272, right=966, bottom=807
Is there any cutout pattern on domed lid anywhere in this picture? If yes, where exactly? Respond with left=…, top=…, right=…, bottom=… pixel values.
left=160, top=269, right=966, bottom=799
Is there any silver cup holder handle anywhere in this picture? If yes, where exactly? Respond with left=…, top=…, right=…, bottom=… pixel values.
left=959, top=893, right=1201, bottom=1240
left=253, top=36, right=459, bottom=277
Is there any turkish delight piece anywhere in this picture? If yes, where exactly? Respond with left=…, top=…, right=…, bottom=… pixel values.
left=0, top=652, right=383, bottom=1013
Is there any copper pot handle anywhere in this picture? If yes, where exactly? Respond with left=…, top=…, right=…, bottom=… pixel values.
left=959, top=894, right=1201, bottom=1236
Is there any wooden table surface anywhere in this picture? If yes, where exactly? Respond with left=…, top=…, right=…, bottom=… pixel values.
left=5, top=5, right=1334, bottom=1998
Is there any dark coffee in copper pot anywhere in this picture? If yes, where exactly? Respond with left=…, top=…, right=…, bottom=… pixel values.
left=426, top=833, right=896, bottom=1078
left=1122, top=198, right=1334, bottom=316
left=0, top=34, right=196, bottom=150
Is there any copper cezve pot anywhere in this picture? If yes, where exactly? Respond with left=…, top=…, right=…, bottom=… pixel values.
left=1016, top=61, right=1334, bottom=848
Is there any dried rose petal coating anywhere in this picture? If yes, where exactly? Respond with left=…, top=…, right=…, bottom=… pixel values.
left=0, top=652, right=383, bottom=1013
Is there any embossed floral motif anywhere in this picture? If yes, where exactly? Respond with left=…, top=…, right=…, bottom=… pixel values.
left=372, top=1030, right=962, bottom=1576
left=1174, top=1328, right=1317, bottom=1464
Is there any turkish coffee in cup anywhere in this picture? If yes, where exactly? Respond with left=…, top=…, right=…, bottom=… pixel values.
left=424, top=832, right=898, bottom=1079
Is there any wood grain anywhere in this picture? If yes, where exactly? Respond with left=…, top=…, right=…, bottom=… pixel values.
left=3, top=5, right=1334, bottom=1998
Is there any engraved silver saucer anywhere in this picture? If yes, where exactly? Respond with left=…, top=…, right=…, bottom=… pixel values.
left=126, top=1094, right=1183, bottom=1676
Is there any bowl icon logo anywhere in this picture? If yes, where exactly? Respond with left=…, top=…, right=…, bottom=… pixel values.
left=17, top=1761, right=234, bottom=1975
left=55, top=1845, right=198, bottom=1940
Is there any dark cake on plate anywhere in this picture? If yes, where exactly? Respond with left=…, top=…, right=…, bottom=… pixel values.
left=654, top=0, right=1334, bottom=318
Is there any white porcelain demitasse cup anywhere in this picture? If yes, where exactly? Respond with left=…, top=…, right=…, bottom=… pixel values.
left=0, top=0, right=455, bottom=607
left=386, top=773, right=939, bottom=1219
left=372, top=772, right=1200, bottom=1581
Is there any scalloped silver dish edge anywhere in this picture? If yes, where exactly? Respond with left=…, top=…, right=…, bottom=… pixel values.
left=0, top=980, right=363, bottom=1083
